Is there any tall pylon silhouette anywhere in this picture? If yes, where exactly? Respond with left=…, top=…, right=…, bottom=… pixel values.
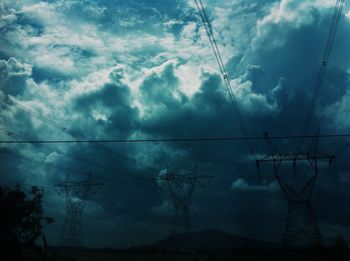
left=54, top=173, right=103, bottom=247
left=154, top=164, right=212, bottom=235
left=256, top=131, right=335, bottom=247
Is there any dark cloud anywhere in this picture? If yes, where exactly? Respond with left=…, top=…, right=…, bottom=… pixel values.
left=319, top=67, right=350, bottom=106
left=73, top=84, right=138, bottom=137
left=0, top=0, right=350, bottom=248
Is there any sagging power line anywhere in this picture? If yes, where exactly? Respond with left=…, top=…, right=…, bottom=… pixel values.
left=194, top=0, right=256, bottom=157
left=298, top=0, right=345, bottom=150
left=0, top=148, right=147, bottom=188
left=252, top=0, right=345, bottom=247
left=0, top=133, right=349, bottom=144
left=0, top=127, right=150, bottom=183
left=5, top=95, right=160, bottom=174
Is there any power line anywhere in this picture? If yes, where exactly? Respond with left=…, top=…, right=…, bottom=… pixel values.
left=194, top=0, right=256, bottom=157
left=194, top=1, right=278, bottom=234
left=298, top=0, right=345, bottom=149
left=6, top=96, right=79, bottom=137
left=0, top=147, right=148, bottom=189
left=0, top=127, right=150, bottom=182
left=0, top=133, right=349, bottom=144
left=5, top=96, right=160, bottom=174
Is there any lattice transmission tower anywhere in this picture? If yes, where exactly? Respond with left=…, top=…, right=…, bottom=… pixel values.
left=54, top=173, right=103, bottom=247
left=154, top=164, right=212, bottom=235
left=256, top=132, right=335, bottom=247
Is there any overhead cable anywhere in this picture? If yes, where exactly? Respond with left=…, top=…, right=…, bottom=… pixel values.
left=0, top=133, right=349, bottom=143
left=5, top=96, right=159, bottom=174
left=298, top=0, right=345, bottom=150
left=194, top=0, right=256, bottom=157
left=0, top=127, right=149, bottom=182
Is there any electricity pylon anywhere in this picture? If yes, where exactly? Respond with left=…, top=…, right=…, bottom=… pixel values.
left=256, top=132, right=335, bottom=247
left=54, top=173, right=103, bottom=247
left=153, top=164, right=212, bottom=235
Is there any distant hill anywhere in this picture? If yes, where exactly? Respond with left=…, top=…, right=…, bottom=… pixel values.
left=152, top=229, right=278, bottom=249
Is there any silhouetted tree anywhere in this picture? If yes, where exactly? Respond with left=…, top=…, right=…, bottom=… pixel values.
left=333, top=235, right=348, bottom=252
left=0, top=185, right=54, bottom=260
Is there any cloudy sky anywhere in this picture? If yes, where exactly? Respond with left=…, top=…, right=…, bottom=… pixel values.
left=1, top=0, right=350, bottom=248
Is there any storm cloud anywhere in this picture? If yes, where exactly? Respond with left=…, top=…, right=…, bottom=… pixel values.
left=0, top=0, right=350, bottom=247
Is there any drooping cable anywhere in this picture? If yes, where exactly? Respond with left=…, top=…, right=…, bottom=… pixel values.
left=0, top=127, right=149, bottom=182
left=0, top=146, right=146, bottom=188
left=0, top=133, right=349, bottom=143
left=194, top=0, right=256, bottom=158
left=5, top=96, right=160, bottom=174
left=298, top=0, right=345, bottom=151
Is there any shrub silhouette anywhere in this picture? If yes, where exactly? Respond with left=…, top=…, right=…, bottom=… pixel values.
left=0, top=185, right=54, bottom=260
left=333, top=235, right=348, bottom=252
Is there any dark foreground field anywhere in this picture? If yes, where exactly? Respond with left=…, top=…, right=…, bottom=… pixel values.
left=14, top=230, right=350, bottom=260
left=44, top=230, right=350, bottom=261
left=46, top=246, right=350, bottom=261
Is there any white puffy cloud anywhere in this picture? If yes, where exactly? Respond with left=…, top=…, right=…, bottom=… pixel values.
left=20, top=2, right=59, bottom=26
left=347, top=10, right=350, bottom=20
left=253, top=0, right=335, bottom=51
left=0, top=57, right=32, bottom=95
left=1, top=0, right=350, bottom=248
left=0, top=13, right=17, bottom=29
left=323, top=90, right=350, bottom=131
left=258, top=0, right=334, bottom=28
left=0, top=57, right=32, bottom=78
left=231, top=178, right=279, bottom=192
left=230, top=78, right=277, bottom=115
